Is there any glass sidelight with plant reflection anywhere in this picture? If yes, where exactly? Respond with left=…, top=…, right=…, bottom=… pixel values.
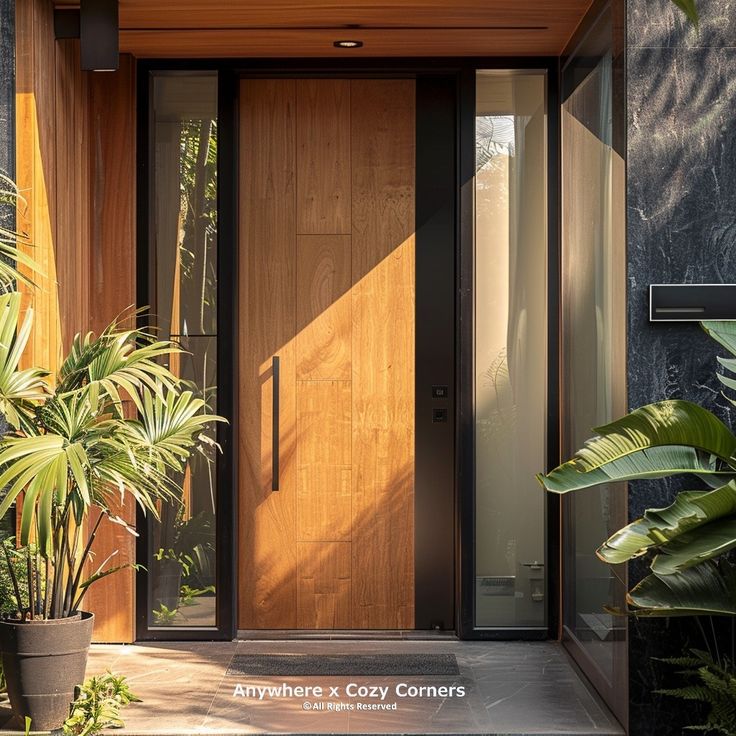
left=474, top=71, right=548, bottom=629
left=148, top=73, right=219, bottom=627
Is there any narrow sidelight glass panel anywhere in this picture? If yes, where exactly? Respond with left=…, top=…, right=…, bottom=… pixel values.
left=474, top=71, right=547, bottom=629
left=560, top=1, right=627, bottom=720
left=148, top=73, right=218, bottom=628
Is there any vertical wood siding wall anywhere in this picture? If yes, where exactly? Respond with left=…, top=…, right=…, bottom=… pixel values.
left=15, top=0, right=136, bottom=642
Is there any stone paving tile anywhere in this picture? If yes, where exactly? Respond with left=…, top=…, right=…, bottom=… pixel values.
left=0, top=640, right=625, bottom=735
left=344, top=684, right=486, bottom=734
left=482, top=685, right=611, bottom=734
left=207, top=673, right=484, bottom=735
left=204, top=677, right=352, bottom=734
left=233, top=640, right=462, bottom=656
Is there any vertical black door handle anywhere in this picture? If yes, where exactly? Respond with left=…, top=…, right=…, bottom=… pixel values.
left=272, top=355, right=280, bottom=491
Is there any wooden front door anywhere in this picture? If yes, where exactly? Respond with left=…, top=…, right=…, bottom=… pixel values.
left=238, top=78, right=416, bottom=630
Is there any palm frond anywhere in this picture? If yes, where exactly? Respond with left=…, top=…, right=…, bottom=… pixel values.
left=56, top=319, right=183, bottom=410
left=0, top=292, right=50, bottom=430
left=124, top=386, right=225, bottom=469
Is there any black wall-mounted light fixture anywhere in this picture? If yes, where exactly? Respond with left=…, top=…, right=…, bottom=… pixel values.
left=80, top=0, right=119, bottom=72
left=650, top=284, right=736, bottom=322
left=333, top=40, right=364, bottom=48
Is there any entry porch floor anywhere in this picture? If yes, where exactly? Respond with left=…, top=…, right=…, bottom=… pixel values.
left=3, top=639, right=624, bottom=735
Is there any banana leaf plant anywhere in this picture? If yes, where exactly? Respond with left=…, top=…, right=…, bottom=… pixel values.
left=538, top=321, right=736, bottom=617
left=0, top=291, right=224, bottom=620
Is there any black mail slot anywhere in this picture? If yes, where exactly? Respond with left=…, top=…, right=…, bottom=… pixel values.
left=650, top=284, right=736, bottom=322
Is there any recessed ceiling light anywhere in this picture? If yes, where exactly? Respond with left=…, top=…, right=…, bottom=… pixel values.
left=334, top=40, right=363, bottom=48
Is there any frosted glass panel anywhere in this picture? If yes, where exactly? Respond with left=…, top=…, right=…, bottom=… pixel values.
left=474, top=71, right=547, bottom=629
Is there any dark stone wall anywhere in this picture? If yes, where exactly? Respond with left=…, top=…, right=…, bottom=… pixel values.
left=0, top=0, right=13, bottom=180
left=627, top=0, right=736, bottom=732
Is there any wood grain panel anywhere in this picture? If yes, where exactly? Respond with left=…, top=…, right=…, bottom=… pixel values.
left=297, top=541, right=351, bottom=629
left=53, top=0, right=592, bottom=56
left=297, top=466, right=352, bottom=542
left=350, top=80, right=415, bottom=629
left=17, top=4, right=138, bottom=642
left=296, top=80, right=351, bottom=234
left=239, top=79, right=298, bottom=629
left=55, top=40, right=90, bottom=350
left=118, top=27, right=570, bottom=58
left=297, top=380, right=351, bottom=467
left=16, top=0, right=60, bottom=375
left=15, top=0, right=60, bottom=583
left=54, top=0, right=592, bottom=28
left=296, top=235, right=351, bottom=380
left=89, top=58, right=137, bottom=332
left=240, top=78, right=416, bottom=630
left=85, top=56, right=137, bottom=643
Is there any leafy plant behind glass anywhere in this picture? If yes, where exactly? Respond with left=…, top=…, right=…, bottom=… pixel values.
left=151, top=603, right=178, bottom=626
left=155, top=508, right=215, bottom=587
left=672, top=0, right=699, bottom=26
left=151, top=118, right=219, bottom=612
left=177, top=120, right=217, bottom=337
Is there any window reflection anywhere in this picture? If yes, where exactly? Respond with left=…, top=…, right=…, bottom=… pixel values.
left=560, top=3, right=627, bottom=716
left=474, top=71, right=547, bottom=629
left=149, top=73, right=218, bottom=628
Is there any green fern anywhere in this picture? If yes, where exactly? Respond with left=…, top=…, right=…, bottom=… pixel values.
left=661, top=655, right=707, bottom=668
left=657, top=649, right=736, bottom=735
left=659, top=685, right=717, bottom=701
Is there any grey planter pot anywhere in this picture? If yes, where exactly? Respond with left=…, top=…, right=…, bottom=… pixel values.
left=0, top=611, right=94, bottom=731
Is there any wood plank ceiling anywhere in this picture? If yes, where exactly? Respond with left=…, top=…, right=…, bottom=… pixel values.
left=53, top=0, right=594, bottom=57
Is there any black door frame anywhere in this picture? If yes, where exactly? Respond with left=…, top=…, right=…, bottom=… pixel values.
left=135, top=57, right=559, bottom=642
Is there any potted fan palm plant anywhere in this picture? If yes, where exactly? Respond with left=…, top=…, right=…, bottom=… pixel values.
left=0, top=290, right=223, bottom=730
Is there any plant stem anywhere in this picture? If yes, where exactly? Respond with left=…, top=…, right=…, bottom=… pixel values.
left=69, top=513, right=103, bottom=610
left=26, top=549, right=33, bottom=621
left=697, top=617, right=714, bottom=662
left=3, top=543, right=23, bottom=616
left=34, top=548, right=41, bottom=616
left=43, top=555, right=50, bottom=619
left=63, top=519, right=78, bottom=615
left=52, top=516, right=69, bottom=619
left=61, top=514, right=74, bottom=618
left=72, top=550, right=117, bottom=612
left=710, top=616, right=721, bottom=668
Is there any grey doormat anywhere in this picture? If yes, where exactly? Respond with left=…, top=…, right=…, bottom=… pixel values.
left=227, top=653, right=459, bottom=676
